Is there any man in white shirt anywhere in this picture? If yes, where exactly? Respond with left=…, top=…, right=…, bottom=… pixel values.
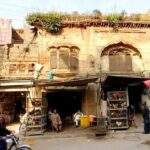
left=73, top=110, right=83, bottom=127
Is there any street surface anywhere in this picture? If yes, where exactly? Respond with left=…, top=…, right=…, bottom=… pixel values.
left=9, top=115, right=150, bottom=150
left=22, top=132, right=150, bottom=150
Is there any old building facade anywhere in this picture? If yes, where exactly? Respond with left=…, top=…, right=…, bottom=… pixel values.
left=1, top=21, right=150, bottom=128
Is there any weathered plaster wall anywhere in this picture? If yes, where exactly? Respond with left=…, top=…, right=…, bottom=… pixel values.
left=0, top=27, right=39, bottom=78
left=35, top=27, right=150, bottom=79
left=2, top=26, right=150, bottom=79
left=1, top=26, right=150, bottom=115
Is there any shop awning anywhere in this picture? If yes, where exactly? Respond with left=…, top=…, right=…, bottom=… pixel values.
left=103, top=75, right=150, bottom=86
left=0, top=80, right=33, bottom=87
left=0, top=88, right=29, bottom=92
left=35, top=76, right=98, bottom=86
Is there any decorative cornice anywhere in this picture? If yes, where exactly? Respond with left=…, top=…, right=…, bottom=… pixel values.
left=62, top=21, right=150, bottom=29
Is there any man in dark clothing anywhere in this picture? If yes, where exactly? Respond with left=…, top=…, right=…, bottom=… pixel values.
left=127, top=105, right=138, bottom=128
left=0, top=116, right=11, bottom=150
left=143, top=102, right=150, bottom=134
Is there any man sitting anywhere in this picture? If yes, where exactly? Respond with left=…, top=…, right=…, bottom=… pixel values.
left=73, top=110, right=83, bottom=128
left=51, top=109, right=62, bottom=132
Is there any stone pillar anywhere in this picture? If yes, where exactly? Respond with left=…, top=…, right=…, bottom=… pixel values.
left=82, top=83, right=98, bottom=115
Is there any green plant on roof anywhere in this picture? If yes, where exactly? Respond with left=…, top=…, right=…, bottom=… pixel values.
left=107, top=13, right=121, bottom=31
left=107, top=13, right=120, bottom=24
left=26, top=12, right=62, bottom=34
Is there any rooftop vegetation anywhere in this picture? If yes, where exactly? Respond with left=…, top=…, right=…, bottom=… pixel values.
left=26, top=10, right=150, bottom=34
left=26, top=12, right=61, bottom=34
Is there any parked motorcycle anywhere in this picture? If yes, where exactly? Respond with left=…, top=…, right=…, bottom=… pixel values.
left=6, top=134, right=32, bottom=150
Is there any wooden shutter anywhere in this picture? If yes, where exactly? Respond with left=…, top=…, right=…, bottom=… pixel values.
left=70, top=51, right=79, bottom=71
left=59, top=49, right=69, bottom=69
left=125, top=55, right=132, bottom=71
left=50, top=51, right=57, bottom=69
left=109, top=55, right=132, bottom=72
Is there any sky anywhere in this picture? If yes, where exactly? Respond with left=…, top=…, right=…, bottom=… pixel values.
left=0, top=0, right=150, bottom=28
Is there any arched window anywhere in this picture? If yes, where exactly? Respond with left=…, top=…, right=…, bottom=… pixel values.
left=101, top=42, right=142, bottom=73
left=49, top=46, right=79, bottom=71
left=109, top=49, right=132, bottom=72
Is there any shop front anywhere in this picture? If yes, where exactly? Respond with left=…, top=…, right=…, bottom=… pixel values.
left=24, top=76, right=99, bottom=135
left=0, top=80, right=33, bottom=124
left=101, top=75, right=149, bottom=129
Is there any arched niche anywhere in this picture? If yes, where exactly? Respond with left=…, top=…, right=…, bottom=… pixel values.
left=101, top=42, right=142, bottom=73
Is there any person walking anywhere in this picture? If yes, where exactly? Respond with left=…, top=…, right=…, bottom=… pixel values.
left=143, top=102, right=150, bottom=134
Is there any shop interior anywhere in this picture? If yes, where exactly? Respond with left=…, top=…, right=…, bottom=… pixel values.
left=128, top=84, right=143, bottom=113
left=103, top=83, right=143, bottom=113
left=46, top=90, right=83, bottom=126
left=101, top=75, right=147, bottom=129
left=103, top=76, right=146, bottom=112
left=0, top=92, right=26, bottom=124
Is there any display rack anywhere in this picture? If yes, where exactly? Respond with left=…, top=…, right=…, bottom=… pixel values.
left=107, top=91, right=128, bottom=130
left=25, top=97, right=48, bottom=135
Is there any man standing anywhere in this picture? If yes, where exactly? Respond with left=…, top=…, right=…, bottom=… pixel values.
left=143, top=102, right=150, bottom=134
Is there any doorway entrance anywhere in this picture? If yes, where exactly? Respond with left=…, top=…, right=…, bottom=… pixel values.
left=128, top=84, right=143, bottom=113
left=46, top=90, right=83, bottom=125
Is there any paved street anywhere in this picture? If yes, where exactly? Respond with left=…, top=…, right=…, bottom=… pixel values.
left=21, top=132, right=150, bottom=150
left=9, top=114, right=150, bottom=150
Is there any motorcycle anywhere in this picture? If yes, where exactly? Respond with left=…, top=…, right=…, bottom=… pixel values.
left=6, top=134, right=32, bottom=150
